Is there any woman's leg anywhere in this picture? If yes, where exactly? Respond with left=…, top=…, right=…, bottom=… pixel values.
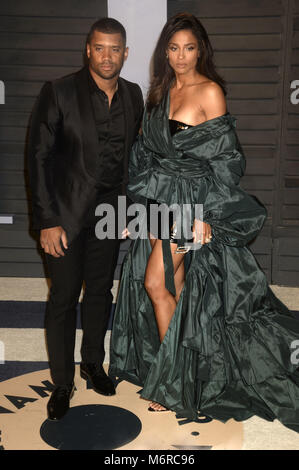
left=145, top=236, right=185, bottom=341
left=174, top=259, right=185, bottom=303
left=144, top=233, right=186, bottom=410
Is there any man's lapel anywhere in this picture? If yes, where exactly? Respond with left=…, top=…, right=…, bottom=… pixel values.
left=118, top=77, right=135, bottom=181
left=75, top=66, right=99, bottom=179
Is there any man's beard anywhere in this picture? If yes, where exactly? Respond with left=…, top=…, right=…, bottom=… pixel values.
left=91, top=58, right=125, bottom=80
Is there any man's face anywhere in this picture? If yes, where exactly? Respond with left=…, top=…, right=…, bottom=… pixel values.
left=86, top=31, right=128, bottom=80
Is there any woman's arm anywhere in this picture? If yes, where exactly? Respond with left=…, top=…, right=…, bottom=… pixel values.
left=192, top=82, right=227, bottom=245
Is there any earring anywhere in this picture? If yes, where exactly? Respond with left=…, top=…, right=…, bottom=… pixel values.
left=166, top=53, right=169, bottom=59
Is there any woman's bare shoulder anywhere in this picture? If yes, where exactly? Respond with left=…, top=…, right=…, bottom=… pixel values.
left=193, top=80, right=227, bottom=119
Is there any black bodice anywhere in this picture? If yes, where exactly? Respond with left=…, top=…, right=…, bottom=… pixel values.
left=169, top=119, right=194, bottom=136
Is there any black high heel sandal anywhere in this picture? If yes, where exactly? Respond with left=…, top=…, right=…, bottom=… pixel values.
left=148, top=402, right=170, bottom=412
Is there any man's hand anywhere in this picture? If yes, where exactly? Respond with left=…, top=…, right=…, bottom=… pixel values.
left=192, top=219, right=212, bottom=245
left=40, top=226, right=68, bottom=257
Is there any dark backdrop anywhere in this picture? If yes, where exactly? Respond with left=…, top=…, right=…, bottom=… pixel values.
left=0, top=0, right=298, bottom=285
left=168, top=0, right=299, bottom=286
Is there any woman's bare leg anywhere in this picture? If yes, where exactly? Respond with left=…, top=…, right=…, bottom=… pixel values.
left=145, top=233, right=186, bottom=410
left=145, top=236, right=185, bottom=340
left=174, top=261, right=185, bottom=303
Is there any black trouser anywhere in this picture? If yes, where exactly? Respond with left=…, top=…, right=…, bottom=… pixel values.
left=45, top=188, right=123, bottom=386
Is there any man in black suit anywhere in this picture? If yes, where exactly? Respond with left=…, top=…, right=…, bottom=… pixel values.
left=27, top=18, right=143, bottom=420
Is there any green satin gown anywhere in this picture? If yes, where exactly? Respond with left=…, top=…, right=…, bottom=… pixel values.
left=109, top=90, right=299, bottom=433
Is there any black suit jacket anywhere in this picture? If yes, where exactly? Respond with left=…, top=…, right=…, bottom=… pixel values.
left=27, top=66, right=144, bottom=245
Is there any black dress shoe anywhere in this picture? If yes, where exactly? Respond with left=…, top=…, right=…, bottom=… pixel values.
left=47, top=383, right=75, bottom=421
left=80, top=363, right=116, bottom=396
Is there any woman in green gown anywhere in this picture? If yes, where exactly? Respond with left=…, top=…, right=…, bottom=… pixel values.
left=109, top=12, right=299, bottom=432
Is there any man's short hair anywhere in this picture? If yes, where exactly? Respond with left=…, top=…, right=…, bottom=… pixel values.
left=87, top=17, right=126, bottom=45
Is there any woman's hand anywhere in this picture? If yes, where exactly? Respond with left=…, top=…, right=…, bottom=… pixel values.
left=192, top=219, right=212, bottom=245
left=121, top=227, right=131, bottom=239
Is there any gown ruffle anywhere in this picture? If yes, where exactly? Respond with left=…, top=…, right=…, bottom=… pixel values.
left=109, top=90, right=299, bottom=433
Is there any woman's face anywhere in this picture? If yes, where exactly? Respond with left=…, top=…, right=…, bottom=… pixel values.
left=167, top=29, right=200, bottom=76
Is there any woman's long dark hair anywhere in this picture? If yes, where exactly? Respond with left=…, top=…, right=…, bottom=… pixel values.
left=147, top=12, right=227, bottom=112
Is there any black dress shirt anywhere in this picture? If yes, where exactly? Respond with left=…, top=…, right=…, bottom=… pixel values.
left=88, top=70, right=125, bottom=194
